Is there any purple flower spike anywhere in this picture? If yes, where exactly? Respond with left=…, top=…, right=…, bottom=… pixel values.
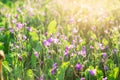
left=47, top=37, right=53, bottom=43
left=102, top=77, right=107, bottom=80
left=102, top=52, right=107, bottom=58
left=80, top=46, right=86, bottom=57
left=10, top=28, right=14, bottom=33
left=80, top=77, right=85, bottom=80
left=43, top=40, right=50, bottom=47
left=52, top=63, right=57, bottom=67
left=65, top=46, right=69, bottom=52
left=51, top=63, right=57, bottom=75
left=18, top=56, right=22, bottom=61
left=89, top=69, right=96, bottom=76
left=27, top=27, right=32, bottom=31
left=0, top=27, right=5, bottom=31
left=64, top=51, right=68, bottom=56
left=75, top=63, right=82, bottom=71
left=16, top=22, right=23, bottom=30
left=113, top=48, right=117, bottom=54
left=90, top=45, right=94, bottom=49
left=51, top=66, right=57, bottom=74
left=34, top=51, right=39, bottom=58
left=40, top=76, right=43, bottom=80
left=104, top=65, right=108, bottom=70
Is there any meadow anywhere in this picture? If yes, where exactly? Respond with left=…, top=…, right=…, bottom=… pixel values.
left=0, top=0, right=120, bottom=80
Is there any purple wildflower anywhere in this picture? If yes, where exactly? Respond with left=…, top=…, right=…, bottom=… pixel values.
left=59, top=56, right=63, bottom=60
left=47, top=37, right=53, bottom=43
left=90, top=45, right=94, bottom=49
left=27, top=27, right=32, bottom=31
left=18, top=56, right=22, bottom=61
left=16, top=23, right=23, bottom=30
left=89, top=69, right=96, bottom=76
left=80, top=46, right=86, bottom=57
left=68, top=17, right=75, bottom=23
left=104, top=65, right=108, bottom=70
left=12, top=19, right=17, bottom=24
left=65, top=46, right=69, bottom=52
left=43, top=40, right=50, bottom=47
left=53, top=38, right=58, bottom=44
left=15, top=14, right=18, bottom=18
left=40, top=76, right=43, bottom=80
left=80, top=77, right=85, bottom=80
left=102, top=52, right=107, bottom=58
left=23, top=35, right=27, bottom=40
left=0, top=27, right=5, bottom=31
left=98, top=43, right=104, bottom=50
left=51, top=63, right=57, bottom=74
left=64, top=51, right=68, bottom=56
left=10, top=28, right=14, bottom=33
left=34, top=51, right=39, bottom=58
left=113, top=48, right=117, bottom=54
left=72, top=28, right=78, bottom=33
left=52, top=63, right=57, bottom=67
left=102, top=77, right=107, bottom=80
left=69, top=44, right=75, bottom=49
left=75, top=63, right=82, bottom=71
left=89, top=37, right=93, bottom=41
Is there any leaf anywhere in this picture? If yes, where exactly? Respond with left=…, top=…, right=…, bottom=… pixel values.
left=56, top=62, right=69, bottom=80
left=29, top=27, right=39, bottom=41
left=31, top=53, right=36, bottom=69
left=102, top=38, right=108, bottom=46
left=48, top=20, right=57, bottom=36
left=2, top=61, right=12, bottom=72
left=26, top=69, right=34, bottom=80
left=113, top=67, right=119, bottom=79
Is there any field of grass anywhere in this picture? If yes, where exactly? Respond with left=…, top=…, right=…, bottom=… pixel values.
left=0, top=0, right=120, bottom=80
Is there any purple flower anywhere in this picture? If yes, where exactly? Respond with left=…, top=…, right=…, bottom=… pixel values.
left=53, top=38, right=58, bottom=44
left=65, top=46, right=69, bottom=52
left=10, top=28, right=14, bottom=33
left=51, top=65, right=57, bottom=74
left=0, top=27, right=5, bottom=31
left=43, top=40, right=50, bottom=47
left=59, top=56, right=63, bottom=60
left=89, top=69, right=96, bottom=76
left=75, top=63, right=82, bottom=71
left=89, top=37, right=93, bottom=41
left=47, top=37, right=53, bottom=43
left=102, top=52, right=107, bottom=58
left=51, top=67, right=56, bottom=74
left=98, top=43, right=105, bottom=50
left=72, top=28, right=78, bottom=33
left=90, top=45, right=94, bottom=49
left=18, top=56, right=22, bottom=61
left=12, top=19, right=17, bottom=24
left=15, top=14, right=18, bottom=18
left=51, top=63, right=57, bottom=74
left=104, top=65, right=108, bottom=70
left=23, top=35, right=27, bottom=40
left=27, top=27, right=32, bottom=31
left=92, top=26, right=96, bottom=31
left=68, top=17, right=75, bottom=23
left=52, top=63, right=57, bottom=67
left=34, top=51, right=39, bottom=58
left=40, top=76, right=43, bottom=80
left=40, top=61, right=43, bottom=67
left=80, top=46, right=86, bottom=57
left=16, top=23, right=23, bottom=30
left=102, top=77, right=107, bottom=80
left=64, top=51, right=68, bottom=56
left=80, top=77, right=85, bottom=80
left=113, top=48, right=117, bottom=54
